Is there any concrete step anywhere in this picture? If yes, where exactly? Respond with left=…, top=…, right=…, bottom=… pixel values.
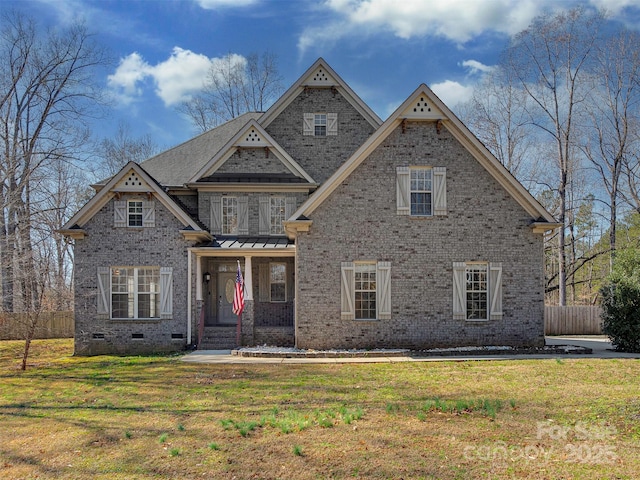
left=199, top=326, right=238, bottom=349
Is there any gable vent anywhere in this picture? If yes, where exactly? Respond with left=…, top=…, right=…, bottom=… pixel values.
left=244, top=129, right=262, bottom=143
left=413, top=97, right=432, bottom=114
left=306, top=66, right=337, bottom=86
left=124, top=173, right=143, bottom=187
left=313, top=68, right=329, bottom=82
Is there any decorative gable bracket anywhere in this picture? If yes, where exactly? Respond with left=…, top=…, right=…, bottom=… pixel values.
left=283, top=219, right=313, bottom=240
left=530, top=222, right=563, bottom=234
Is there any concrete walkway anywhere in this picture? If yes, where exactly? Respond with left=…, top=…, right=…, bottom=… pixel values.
left=180, top=336, right=640, bottom=365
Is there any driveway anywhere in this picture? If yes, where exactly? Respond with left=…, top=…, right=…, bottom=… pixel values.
left=181, top=336, right=640, bottom=364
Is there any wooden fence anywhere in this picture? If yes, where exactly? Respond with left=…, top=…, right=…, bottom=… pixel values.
left=544, top=306, right=603, bottom=335
left=0, top=311, right=74, bottom=340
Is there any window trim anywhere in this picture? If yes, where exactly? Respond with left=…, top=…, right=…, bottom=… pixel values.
left=270, top=197, right=286, bottom=235
left=465, top=262, right=488, bottom=321
left=127, top=200, right=143, bottom=227
left=314, top=113, right=327, bottom=136
left=354, top=262, right=377, bottom=320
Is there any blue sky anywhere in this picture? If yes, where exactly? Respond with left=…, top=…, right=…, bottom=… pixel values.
left=6, top=0, right=640, bottom=152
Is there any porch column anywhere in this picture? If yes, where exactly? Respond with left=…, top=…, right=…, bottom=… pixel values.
left=244, top=255, right=253, bottom=300
left=196, top=255, right=203, bottom=302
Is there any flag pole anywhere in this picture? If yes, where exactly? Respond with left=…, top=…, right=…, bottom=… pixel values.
left=234, top=260, right=243, bottom=346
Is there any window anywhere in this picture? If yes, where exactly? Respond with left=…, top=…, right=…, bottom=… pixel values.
left=314, top=114, right=327, bottom=136
left=453, top=262, right=502, bottom=321
left=128, top=201, right=143, bottom=226
left=221, top=197, right=238, bottom=235
left=465, top=264, right=487, bottom=320
left=270, top=197, right=286, bottom=235
left=304, top=113, right=337, bottom=136
left=341, top=261, right=391, bottom=320
left=270, top=263, right=286, bottom=302
left=410, top=168, right=432, bottom=216
left=111, top=267, right=160, bottom=319
left=355, top=263, right=376, bottom=319
left=396, top=166, right=446, bottom=216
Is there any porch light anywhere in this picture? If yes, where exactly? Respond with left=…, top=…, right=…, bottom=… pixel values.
left=203, top=272, right=211, bottom=283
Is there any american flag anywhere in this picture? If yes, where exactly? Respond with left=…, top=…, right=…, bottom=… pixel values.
left=232, top=261, right=245, bottom=316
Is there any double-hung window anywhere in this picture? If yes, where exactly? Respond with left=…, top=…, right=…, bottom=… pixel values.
left=221, top=197, right=238, bottom=235
left=128, top=201, right=143, bottom=226
left=354, top=263, right=377, bottom=320
left=111, top=267, right=160, bottom=319
left=453, top=262, right=502, bottom=321
left=410, top=168, right=432, bottom=216
left=314, top=114, right=327, bottom=136
left=270, top=263, right=286, bottom=302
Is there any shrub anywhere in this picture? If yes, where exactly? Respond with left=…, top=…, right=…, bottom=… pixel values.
left=601, top=280, right=640, bottom=352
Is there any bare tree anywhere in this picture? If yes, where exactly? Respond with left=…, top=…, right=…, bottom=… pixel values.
left=503, top=7, right=604, bottom=305
left=580, top=30, right=640, bottom=272
left=178, top=52, right=283, bottom=132
left=96, top=121, right=160, bottom=178
left=0, top=10, right=108, bottom=367
left=459, top=66, right=533, bottom=181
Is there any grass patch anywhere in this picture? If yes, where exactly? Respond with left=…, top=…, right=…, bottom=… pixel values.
left=1, top=339, right=639, bottom=479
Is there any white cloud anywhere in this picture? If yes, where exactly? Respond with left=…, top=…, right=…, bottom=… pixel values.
left=430, top=80, right=474, bottom=107
left=108, top=49, right=245, bottom=107
left=326, top=0, right=543, bottom=41
left=195, top=0, right=259, bottom=8
left=589, top=0, right=640, bottom=14
left=461, top=60, right=494, bottom=75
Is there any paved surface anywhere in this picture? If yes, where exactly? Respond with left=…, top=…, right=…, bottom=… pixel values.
left=180, top=336, right=640, bottom=364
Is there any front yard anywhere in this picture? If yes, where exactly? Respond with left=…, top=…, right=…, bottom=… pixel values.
left=1, top=339, right=639, bottom=479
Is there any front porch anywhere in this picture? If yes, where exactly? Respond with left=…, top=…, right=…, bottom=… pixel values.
left=189, top=238, right=296, bottom=349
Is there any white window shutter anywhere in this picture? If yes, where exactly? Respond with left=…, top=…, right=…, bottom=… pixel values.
left=160, top=267, right=173, bottom=319
left=142, top=200, right=155, bottom=227
left=97, top=267, right=110, bottom=316
left=396, top=167, right=410, bottom=215
left=238, top=196, right=249, bottom=235
left=285, top=197, right=296, bottom=219
left=210, top=196, right=221, bottom=235
left=453, top=262, right=466, bottom=320
left=377, top=261, right=391, bottom=320
left=258, top=197, right=270, bottom=235
left=489, top=262, right=503, bottom=320
left=114, top=201, right=126, bottom=227
left=341, top=262, right=355, bottom=320
left=259, top=263, right=269, bottom=302
left=327, top=112, right=338, bottom=136
left=433, top=167, right=447, bottom=216
left=303, top=113, right=314, bottom=136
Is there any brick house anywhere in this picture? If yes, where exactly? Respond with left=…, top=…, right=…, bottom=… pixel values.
left=61, top=58, right=559, bottom=355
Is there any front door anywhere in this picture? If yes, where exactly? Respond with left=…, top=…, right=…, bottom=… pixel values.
left=217, top=272, right=237, bottom=324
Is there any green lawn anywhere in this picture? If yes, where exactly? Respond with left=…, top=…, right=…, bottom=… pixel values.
left=1, top=339, right=639, bottom=479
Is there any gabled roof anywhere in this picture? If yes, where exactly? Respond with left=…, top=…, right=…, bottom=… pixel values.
left=60, top=162, right=211, bottom=241
left=138, top=112, right=262, bottom=187
left=188, top=119, right=316, bottom=184
left=289, top=83, right=559, bottom=227
left=259, top=58, right=383, bottom=130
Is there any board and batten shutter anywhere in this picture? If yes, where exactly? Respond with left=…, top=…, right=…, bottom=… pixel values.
left=327, top=112, right=338, bottom=136
left=376, top=261, right=391, bottom=320
left=258, top=196, right=270, bottom=235
left=285, top=197, right=296, bottom=219
left=396, top=166, right=410, bottom=215
left=433, top=167, right=447, bottom=216
left=489, top=262, right=503, bottom=320
left=142, top=200, right=155, bottom=227
left=97, top=267, right=110, bottom=316
left=209, top=196, right=221, bottom=235
left=160, top=267, right=173, bottom=319
left=452, top=262, right=466, bottom=320
left=303, top=113, right=314, bottom=136
left=259, top=263, right=270, bottom=302
left=238, top=196, right=249, bottom=235
left=114, top=201, right=127, bottom=227
left=341, top=262, right=355, bottom=320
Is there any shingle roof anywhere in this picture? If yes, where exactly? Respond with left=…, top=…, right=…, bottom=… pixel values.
left=197, top=172, right=310, bottom=184
left=139, top=112, right=262, bottom=186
